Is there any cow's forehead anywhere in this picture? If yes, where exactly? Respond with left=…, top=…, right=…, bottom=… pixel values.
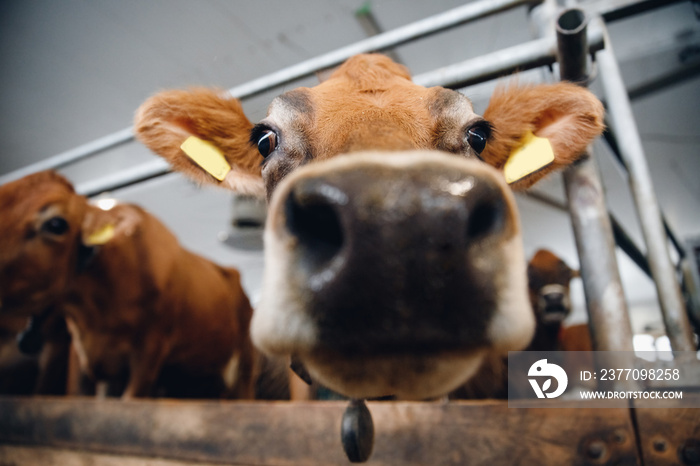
left=267, top=55, right=475, bottom=120
left=266, top=90, right=314, bottom=130
left=268, top=90, right=313, bottom=116
left=0, top=178, right=73, bottom=215
left=324, top=53, right=413, bottom=88
left=429, top=87, right=476, bottom=120
left=265, top=80, right=479, bottom=144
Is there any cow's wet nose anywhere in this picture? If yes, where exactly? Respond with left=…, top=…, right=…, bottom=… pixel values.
left=281, top=165, right=507, bottom=290
left=269, top=153, right=519, bottom=356
left=543, top=291, right=565, bottom=306
left=283, top=180, right=346, bottom=276
left=539, top=284, right=570, bottom=318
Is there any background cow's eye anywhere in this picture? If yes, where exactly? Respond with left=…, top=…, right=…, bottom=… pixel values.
left=466, top=123, right=491, bottom=156
left=257, top=130, right=278, bottom=158
left=41, top=216, right=69, bottom=235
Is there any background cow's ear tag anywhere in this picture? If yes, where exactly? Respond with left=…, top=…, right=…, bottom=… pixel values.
left=503, top=131, right=554, bottom=184
left=84, top=224, right=115, bottom=246
left=180, top=136, right=231, bottom=181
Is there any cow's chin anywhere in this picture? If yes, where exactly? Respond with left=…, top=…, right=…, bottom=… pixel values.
left=301, top=349, right=487, bottom=400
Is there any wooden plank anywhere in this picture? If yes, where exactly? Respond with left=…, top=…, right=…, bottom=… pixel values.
left=0, top=445, right=231, bottom=466
left=634, top=394, right=700, bottom=466
left=0, top=397, right=639, bottom=465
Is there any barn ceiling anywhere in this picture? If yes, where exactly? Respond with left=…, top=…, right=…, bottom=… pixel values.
left=1, top=0, right=699, bottom=335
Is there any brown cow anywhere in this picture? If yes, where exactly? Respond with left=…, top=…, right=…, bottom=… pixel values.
left=0, top=172, right=79, bottom=395
left=526, top=249, right=580, bottom=351
left=135, top=53, right=604, bottom=400
left=0, top=171, right=257, bottom=399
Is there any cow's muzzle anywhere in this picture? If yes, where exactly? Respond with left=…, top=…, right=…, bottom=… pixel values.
left=253, top=151, right=534, bottom=399
left=537, top=284, right=571, bottom=323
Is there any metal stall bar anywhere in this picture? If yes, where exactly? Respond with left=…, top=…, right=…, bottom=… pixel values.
left=596, top=27, right=696, bottom=352
left=590, top=0, right=687, bottom=21
left=555, top=9, right=634, bottom=352
left=0, top=0, right=538, bottom=187
left=76, top=159, right=172, bottom=198
left=414, top=27, right=603, bottom=87
left=0, top=128, right=135, bottom=188
left=224, top=0, right=539, bottom=99
left=602, top=127, right=687, bottom=262
left=522, top=191, right=653, bottom=279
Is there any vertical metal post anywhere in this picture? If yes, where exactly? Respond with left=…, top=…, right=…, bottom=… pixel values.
left=556, top=10, right=635, bottom=352
left=596, top=30, right=696, bottom=352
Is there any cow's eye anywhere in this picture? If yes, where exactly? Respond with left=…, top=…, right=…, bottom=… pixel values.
left=466, top=122, right=491, bottom=156
left=41, top=216, right=69, bottom=236
left=257, top=130, right=278, bottom=158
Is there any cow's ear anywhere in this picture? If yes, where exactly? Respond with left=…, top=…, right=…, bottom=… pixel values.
left=481, top=82, right=604, bottom=190
left=81, top=204, right=141, bottom=247
left=134, top=88, right=264, bottom=197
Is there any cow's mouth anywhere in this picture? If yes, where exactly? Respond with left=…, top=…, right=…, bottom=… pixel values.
left=541, top=304, right=569, bottom=323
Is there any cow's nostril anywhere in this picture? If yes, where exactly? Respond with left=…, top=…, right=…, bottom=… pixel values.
left=544, top=292, right=565, bottom=304
left=466, top=199, right=504, bottom=241
left=284, top=187, right=344, bottom=270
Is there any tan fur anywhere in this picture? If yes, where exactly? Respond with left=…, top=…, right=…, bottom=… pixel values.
left=559, top=324, right=593, bottom=351
left=62, top=203, right=258, bottom=399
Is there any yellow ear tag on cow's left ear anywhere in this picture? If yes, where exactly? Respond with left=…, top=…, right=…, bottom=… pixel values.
left=84, top=224, right=115, bottom=246
left=180, top=136, right=231, bottom=181
left=503, top=131, right=554, bottom=184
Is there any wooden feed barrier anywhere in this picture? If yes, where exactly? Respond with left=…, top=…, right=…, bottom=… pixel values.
left=1, top=395, right=699, bottom=465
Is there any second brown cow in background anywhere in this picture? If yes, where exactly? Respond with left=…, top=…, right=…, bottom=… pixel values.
left=0, top=171, right=257, bottom=399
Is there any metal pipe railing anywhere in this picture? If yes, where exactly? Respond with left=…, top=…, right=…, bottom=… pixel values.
left=415, top=26, right=604, bottom=88
left=602, top=127, right=687, bottom=261
left=521, top=191, right=653, bottom=279
left=591, top=0, right=686, bottom=21
left=224, top=0, right=539, bottom=99
left=0, top=128, right=135, bottom=188
left=596, top=25, right=696, bottom=352
left=0, top=0, right=537, bottom=187
left=75, top=159, right=172, bottom=197
left=555, top=9, right=635, bottom=352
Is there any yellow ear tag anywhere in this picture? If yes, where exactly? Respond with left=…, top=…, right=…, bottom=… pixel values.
left=503, top=132, right=554, bottom=184
left=85, top=224, right=115, bottom=246
left=180, top=136, right=231, bottom=181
